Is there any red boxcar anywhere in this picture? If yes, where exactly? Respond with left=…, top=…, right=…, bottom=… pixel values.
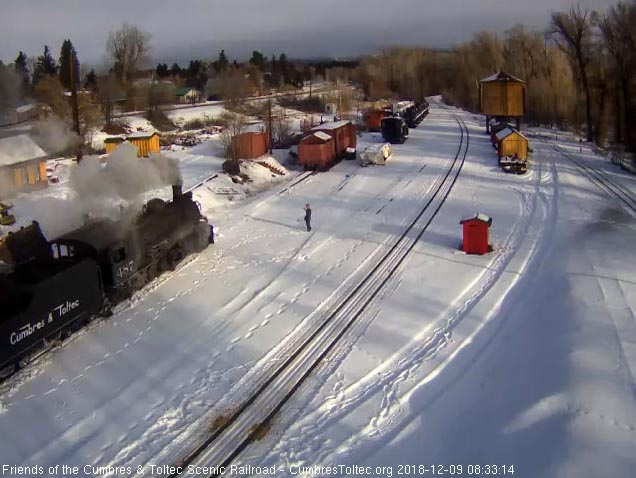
left=231, top=131, right=268, bottom=159
left=311, top=120, right=356, bottom=159
left=298, top=132, right=336, bottom=170
left=363, top=109, right=388, bottom=132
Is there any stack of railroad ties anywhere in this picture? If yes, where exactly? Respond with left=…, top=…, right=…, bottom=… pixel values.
left=490, top=122, right=529, bottom=174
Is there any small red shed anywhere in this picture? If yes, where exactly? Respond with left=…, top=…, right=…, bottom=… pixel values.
left=460, top=213, right=492, bottom=255
left=231, top=131, right=268, bottom=159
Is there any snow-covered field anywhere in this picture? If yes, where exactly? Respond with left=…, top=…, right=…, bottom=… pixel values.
left=1, top=103, right=635, bottom=478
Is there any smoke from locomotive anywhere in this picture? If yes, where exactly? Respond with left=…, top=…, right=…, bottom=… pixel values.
left=15, top=143, right=184, bottom=240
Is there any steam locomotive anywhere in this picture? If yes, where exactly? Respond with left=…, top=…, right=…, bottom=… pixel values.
left=0, top=185, right=211, bottom=379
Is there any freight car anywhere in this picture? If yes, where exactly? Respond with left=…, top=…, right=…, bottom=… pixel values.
left=310, top=121, right=357, bottom=160
left=0, top=186, right=211, bottom=379
left=363, top=109, right=389, bottom=132
left=403, top=100, right=429, bottom=128
left=381, top=116, right=409, bottom=144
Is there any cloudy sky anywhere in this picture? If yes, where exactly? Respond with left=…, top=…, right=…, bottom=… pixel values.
left=0, top=0, right=617, bottom=67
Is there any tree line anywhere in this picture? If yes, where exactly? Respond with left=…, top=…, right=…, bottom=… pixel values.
left=355, top=1, right=636, bottom=152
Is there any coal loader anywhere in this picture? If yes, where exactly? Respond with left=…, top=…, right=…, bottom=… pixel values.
left=0, top=185, right=211, bottom=379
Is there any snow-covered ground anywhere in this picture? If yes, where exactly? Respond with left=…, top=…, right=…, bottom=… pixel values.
left=1, top=104, right=635, bottom=478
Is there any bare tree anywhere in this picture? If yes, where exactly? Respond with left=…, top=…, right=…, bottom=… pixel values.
left=34, top=75, right=69, bottom=118
left=144, top=81, right=173, bottom=117
left=599, top=1, right=636, bottom=150
left=96, top=73, right=120, bottom=127
left=216, top=68, right=251, bottom=106
left=106, top=24, right=151, bottom=86
left=551, top=5, right=594, bottom=141
left=272, top=111, right=292, bottom=147
left=219, top=111, right=247, bottom=174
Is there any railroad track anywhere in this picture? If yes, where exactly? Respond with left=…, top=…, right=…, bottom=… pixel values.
left=159, top=114, right=470, bottom=478
left=544, top=139, right=636, bottom=216
left=185, top=172, right=221, bottom=194
left=278, top=170, right=316, bottom=194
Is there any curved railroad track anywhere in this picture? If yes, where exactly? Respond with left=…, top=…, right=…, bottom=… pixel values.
left=157, top=113, right=470, bottom=478
left=543, top=139, right=636, bottom=216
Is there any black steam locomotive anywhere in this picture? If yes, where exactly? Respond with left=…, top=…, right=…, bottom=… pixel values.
left=0, top=186, right=211, bottom=379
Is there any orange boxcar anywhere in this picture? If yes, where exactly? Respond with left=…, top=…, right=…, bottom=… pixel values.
left=232, top=131, right=268, bottom=159
left=363, top=109, right=388, bottom=132
left=311, top=121, right=356, bottom=159
left=298, top=132, right=336, bottom=170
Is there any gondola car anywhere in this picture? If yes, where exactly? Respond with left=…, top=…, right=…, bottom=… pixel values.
left=0, top=185, right=211, bottom=379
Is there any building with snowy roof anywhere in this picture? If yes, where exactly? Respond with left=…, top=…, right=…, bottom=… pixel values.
left=0, top=134, right=48, bottom=197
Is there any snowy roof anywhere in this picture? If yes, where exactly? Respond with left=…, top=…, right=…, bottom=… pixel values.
left=311, top=120, right=351, bottom=131
left=480, top=71, right=525, bottom=83
left=15, top=104, right=35, bottom=114
left=496, top=128, right=528, bottom=142
left=311, top=131, right=333, bottom=142
left=460, top=213, right=492, bottom=226
left=127, top=131, right=159, bottom=139
left=104, top=136, right=125, bottom=143
left=0, top=134, right=47, bottom=167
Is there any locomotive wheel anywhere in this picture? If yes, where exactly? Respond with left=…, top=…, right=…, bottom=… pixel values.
left=167, top=245, right=185, bottom=271
left=0, top=363, right=17, bottom=380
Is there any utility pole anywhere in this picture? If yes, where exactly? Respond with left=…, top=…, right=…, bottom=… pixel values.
left=268, top=98, right=273, bottom=154
left=69, top=51, right=82, bottom=162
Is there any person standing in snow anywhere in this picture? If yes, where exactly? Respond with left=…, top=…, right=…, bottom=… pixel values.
left=304, top=204, right=312, bottom=232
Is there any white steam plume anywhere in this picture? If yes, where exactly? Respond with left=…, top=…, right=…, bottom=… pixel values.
left=31, top=117, right=81, bottom=155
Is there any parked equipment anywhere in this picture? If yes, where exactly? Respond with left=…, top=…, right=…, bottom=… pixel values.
left=403, top=101, right=429, bottom=128
left=311, top=121, right=357, bottom=160
left=381, top=116, right=409, bottom=144
left=299, top=120, right=357, bottom=170
left=360, top=143, right=392, bottom=166
left=0, top=186, right=211, bottom=379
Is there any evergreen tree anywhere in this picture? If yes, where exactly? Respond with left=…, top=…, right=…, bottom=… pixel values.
left=249, top=50, right=267, bottom=71
left=170, top=63, right=182, bottom=77
left=59, top=39, right=79, bottom=90
left=213, top=50, right=229, bottom=73
left=14, top=51, right=30, bottom=91
left=33, top=45, right=58, bottom=85
left=155, top=63, right=169, bottom=78
left=279, top=53, right=289, bottom=84
left=84, top=69, right=97, bottom=90
left=270, top=54, right=280, bottom=87
left=14, top=51, right=28, bottom=73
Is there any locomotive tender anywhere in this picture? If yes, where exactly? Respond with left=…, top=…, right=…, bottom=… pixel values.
left=0, top=185, right=211, bottom=378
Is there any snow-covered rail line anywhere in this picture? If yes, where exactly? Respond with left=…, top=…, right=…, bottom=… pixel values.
left=543, top=139, right=636, bottom=217
left=152, top=115, right=470, bottom=478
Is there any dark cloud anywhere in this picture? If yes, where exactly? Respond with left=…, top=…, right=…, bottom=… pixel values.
left=0, top=0, right=618, bottom=65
